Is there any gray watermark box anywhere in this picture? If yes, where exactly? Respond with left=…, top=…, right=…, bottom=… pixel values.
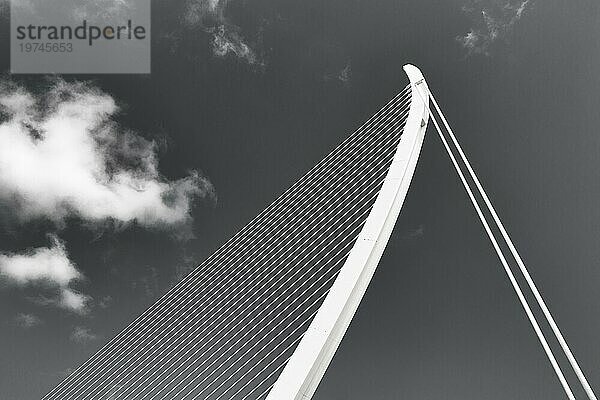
left=10, top=0, right=150, bottom=74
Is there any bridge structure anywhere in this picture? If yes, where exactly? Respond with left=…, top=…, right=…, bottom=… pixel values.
left=42, top=65, right=597, bottom=400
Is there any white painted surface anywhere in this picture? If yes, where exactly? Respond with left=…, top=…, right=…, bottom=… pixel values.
left=265, top=64, right=430, bottom=400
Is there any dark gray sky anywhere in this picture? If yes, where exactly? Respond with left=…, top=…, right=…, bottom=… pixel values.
left=0, top=1, right=599, bottom=399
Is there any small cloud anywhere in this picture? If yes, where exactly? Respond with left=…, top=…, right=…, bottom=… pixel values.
left=0, top=234, right=90, bottom=314
left=182, top=0, right=263, bottom=65
left=457, top=0, right=533, bottom=55
left=59, top=289, right=90, bottom=313
left=210, top=24, right=258, bottom=65
left=338, top=62, right=352, bottom=85
left=14, top=313, right=43, bottom=329
left=28, top=290, right=90, bottom=315
left=323, top=61, right=352, bottom=87
left=0, top=236, right=79, bottom=286
left=70, top=326, right=99, bottom=343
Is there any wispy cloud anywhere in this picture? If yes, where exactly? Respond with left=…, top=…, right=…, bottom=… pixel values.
left=0, top=79, right=213, bottom=228
left=182, top=0, right=261, bottom=65
left=0, top=235, right=90, bottom=313
left=457, top=0, right=533, bottom=55
left=13, top=312, right=43, bottom=329
left=70, top=326, right=99, bottom=343
left=323, top=61, right=352, bottom=86
left=210, top=25, right=258, bottom=64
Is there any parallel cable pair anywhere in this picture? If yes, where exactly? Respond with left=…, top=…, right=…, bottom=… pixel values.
left=417, top=82, right=597, bottom=400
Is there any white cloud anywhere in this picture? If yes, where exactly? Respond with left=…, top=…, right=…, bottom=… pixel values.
left=0, top=239, right=79, bottom=286
left=14, top=312, right=43, bottom=329
left=0, top=235, right=90, bottom=313
left=70, top=326, right=99, bottom=343
left=458, top=0, right=532, bottom=55
left=0, top=80, right=212, bottom=228
left=59, top=288, right=90, bottom=312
